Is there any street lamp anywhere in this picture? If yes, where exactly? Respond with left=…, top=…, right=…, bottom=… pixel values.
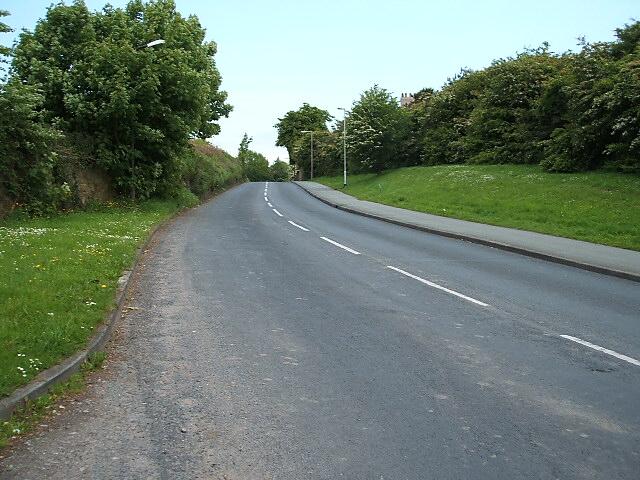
left=130, top=39, right=165, bottom=200
left=300, top=130, right=314, bottom=180
left=144, top=39, right=165, bottom=48
left=337, top=107, right=349, bottom=187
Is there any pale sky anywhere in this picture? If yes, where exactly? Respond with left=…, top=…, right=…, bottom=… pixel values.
left=3, top=1, right=639, bottom=162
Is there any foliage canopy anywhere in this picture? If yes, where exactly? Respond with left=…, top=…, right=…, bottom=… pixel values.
left=274, top=103, right=331, bottom=169
left=11, top=0, right=232, bottom=198
left=280, top=20, right=640, bottom=177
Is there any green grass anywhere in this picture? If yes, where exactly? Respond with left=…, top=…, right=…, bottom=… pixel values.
left=316, top=164, right=640, bottom=251
left=0, top=352, right=106, bottom=448
left=0, top=200, right=181, bottom=398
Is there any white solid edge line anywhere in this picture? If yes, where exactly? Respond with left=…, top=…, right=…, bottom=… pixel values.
left=288, top=220, right=309, bottom=232
left=320, top=236, right=360, bottom=255
left=267, top=202, right=273, bottom=207
left=272, top=208, right=284, bottom=217
left=387, top=265, right=489, bottom=307
left=560, top=335, right=640, bottom=367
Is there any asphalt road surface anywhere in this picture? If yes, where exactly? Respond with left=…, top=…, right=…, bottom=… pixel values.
left=2, top=182, right=639, bottom=479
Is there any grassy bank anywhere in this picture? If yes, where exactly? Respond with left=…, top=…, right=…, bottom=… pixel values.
left=316, top=165, right=640, bottom=251
left=0, top=352, right=105, bottom=448
left=0, top=200, right=181, bottom=398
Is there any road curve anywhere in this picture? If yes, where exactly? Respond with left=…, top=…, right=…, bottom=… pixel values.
left=2, top=181, right=639, bottom=479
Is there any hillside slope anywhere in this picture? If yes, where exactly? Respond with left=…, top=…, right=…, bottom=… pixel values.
left=316, top=165, right=640, bottom=251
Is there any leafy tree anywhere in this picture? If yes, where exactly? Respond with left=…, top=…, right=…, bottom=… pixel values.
left=604, top=52, right=640, bottom=172
left=0, top=10, right=63, bottom=212
left=347, top=85, right=410, bottom=172
left=291, top=129, right=340, bottom=179
left=12, top=0, right=232, bottom=198
left=408, top=21, right=640, bottom=173
left=463, top=48, right=562, bottom=164
left=403, top=87, right=434, bottom=165
left=0, top=81, right=62, bottom=212
left=238, top=132, right=253, bottom=172
left=418, top=69, right=486, bottom=165
left=238, top=133, right=278, bottom=181
left=274, top=103, right=331, bottom=165
left=244, top=151, right=270, bottom=181
left=542, top=22, right=640, bottom=172
left=12, top=1, right=95, bottom=123
left=269, top=159, right=291, bottom=181
left=611, top=21, right=640, bottom=59
left=0, top=9, right=11, bottom=60
left=313, top=126, right=343, bottom=177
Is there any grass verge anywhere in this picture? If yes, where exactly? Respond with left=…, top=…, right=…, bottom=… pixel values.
left=0, top=199, right=181, bottom=398
left=0, top=352, right=106, bottom=448
left=316, top=165, right=640, bottom=251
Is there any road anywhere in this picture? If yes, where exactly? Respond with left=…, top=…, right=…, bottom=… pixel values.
left=2, top=181, right=639, bottom=479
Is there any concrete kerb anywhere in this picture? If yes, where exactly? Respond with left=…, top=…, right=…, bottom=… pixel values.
left=0, top=223, right=162, bottom=421
left=293, top=182, right=640, bottom=283
left=0, top=184, right=242, bottom=421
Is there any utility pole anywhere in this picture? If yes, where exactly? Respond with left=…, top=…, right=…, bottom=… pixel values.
left=301, top=130, right=314, bottom=180
left=337, top=107, right=349, bottom=187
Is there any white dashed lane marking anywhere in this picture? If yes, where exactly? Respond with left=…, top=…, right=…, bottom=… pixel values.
left=387, top=265, right=489, bottom=307
left=288, top=221, right=309, bottom=232
left=320, top=236, right=360, bottom=255
left=261, top=183, right=639, bottom=375
left=560, top=335, right=640, bottom=367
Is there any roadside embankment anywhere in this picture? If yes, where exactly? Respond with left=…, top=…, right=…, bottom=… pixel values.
left=315, top=164, right=640, bottom=251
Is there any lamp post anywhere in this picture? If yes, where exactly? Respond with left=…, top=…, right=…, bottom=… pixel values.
left=144, top=39, right=165, bottom=48
left=130, top=39, right=165, bottom=200
left=300, top=130, right=314, bottom=180
left=337, top=107, right=349, bottom=187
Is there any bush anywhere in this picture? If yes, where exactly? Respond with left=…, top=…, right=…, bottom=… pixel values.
left=346, top=85, right=410, bottom=173
left=0, top=81, right=63, bottom=214
left=176, top=140, right=243, bottom=197
left=245, top=151, right=271, bottom=181
left=463, top=50, right=561, bottom=165
left=407, top=21, right=640, bottom=175
left=270, top=160, right=291, bottom=181
left=418, top=69, right=486, bottom=166
left=170, top=185, right=199, bottom=208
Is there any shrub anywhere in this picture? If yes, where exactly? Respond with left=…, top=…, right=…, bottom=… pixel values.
left=245, top=152, right=271, bottom=182
left=270, top=160, right=291, bottom=181
left=176, top=140, right=243, bottom=197
left=0, top=81, right=63, bottom=214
